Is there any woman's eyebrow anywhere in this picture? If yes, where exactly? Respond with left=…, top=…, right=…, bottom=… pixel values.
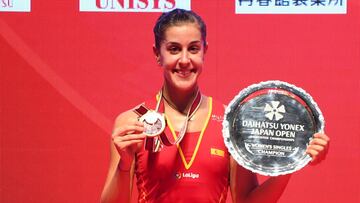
left=165, top=41, right=181, bottom=46
left=189, top=40, right=201, bottom=45
left=164, top=40, right=202, bottom=46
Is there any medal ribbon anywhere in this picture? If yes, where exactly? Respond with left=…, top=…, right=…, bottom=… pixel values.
left=135, top=89, right=202, bottom=152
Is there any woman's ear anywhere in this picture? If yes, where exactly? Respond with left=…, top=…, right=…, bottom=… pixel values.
left=153, top=45, right=161, bottom=65
left=204, top=42, right=208, bottom=54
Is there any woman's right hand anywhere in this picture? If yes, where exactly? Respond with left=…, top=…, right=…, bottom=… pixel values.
left=101, top=112, right=146, bottom=202
left=111, top=112, right=146, bottom=169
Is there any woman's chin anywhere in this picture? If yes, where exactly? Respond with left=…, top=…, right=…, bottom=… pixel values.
left=164, top=73, right=200, bottom=92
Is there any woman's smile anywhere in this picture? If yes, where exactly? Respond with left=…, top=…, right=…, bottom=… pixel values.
left=172, top=68, right=197, bottom=78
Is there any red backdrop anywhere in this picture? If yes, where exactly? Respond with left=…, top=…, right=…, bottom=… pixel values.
left=1, top=1, right=359, bottom=202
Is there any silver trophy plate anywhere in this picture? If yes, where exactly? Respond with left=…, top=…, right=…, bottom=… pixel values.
left=223, top=81, right=325, bottom=176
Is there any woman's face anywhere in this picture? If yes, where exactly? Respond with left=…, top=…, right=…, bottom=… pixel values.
left=154, top=23, right=207, bottom=92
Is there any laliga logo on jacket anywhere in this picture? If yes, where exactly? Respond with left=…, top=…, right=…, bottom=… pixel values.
left=79, top=0, right=191, bottom=12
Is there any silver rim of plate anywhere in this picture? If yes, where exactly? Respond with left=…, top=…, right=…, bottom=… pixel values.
left=222, top=80, right=325, bottom=176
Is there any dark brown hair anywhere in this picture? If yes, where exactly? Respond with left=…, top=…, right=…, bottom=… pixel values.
left=153, top=9, right=207, bottom=49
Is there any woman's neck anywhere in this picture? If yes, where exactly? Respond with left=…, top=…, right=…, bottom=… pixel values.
left=162, top=84, right=199, bottom=114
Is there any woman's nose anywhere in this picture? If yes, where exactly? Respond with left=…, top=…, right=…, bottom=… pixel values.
left=179, top=51, right=191, bottom=67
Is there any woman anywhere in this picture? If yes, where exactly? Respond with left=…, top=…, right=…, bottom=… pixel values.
left=101, top=9, right=330, bottom=203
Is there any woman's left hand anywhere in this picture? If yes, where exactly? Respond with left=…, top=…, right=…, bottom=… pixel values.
left=306, top=133, right=330, bottom=164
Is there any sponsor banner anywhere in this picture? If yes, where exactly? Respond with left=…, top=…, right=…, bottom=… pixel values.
left=0, top=0, right=31, bottom=12
left=235, top=0, right=346, bottom=14
left=79, top=0, right=191, bottom=12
